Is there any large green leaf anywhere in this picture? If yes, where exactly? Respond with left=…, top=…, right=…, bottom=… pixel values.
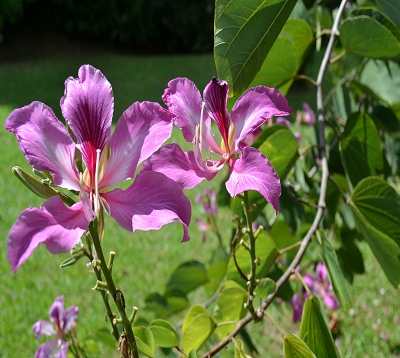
left=166, top=261, right=207, bottom=293
left=133, top=326, right=155, bottom=357
left=339, top=112, right=383, bottom=188
left=299, top=296, right=339, bottom=358
left=340, top=16, right=400, bottom=58
left=214, top=0, right=297, bottom=97
left=181, top=305, right=215, bottom=353
left=148, top=319, right=178, bottom=348
left=317, top=230, right=351, bottom=308
left=258, top=128, right=300, bottom=180
left=284, top=334, right=316, bottom=358
left=250, top=19, right=313, bottom=94
left=348, top=177, right=400, bottom=286
left=376, top=0, right=400, bottom=29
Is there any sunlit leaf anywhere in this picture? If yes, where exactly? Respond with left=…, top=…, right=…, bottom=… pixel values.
left=214, top=0, right=297, bottom=97
left=340, top=16, right=400, bottom=58
left=284, top=334, right=316, bottom=358
left=348, top=176, right=400, bottom=287
left=149, top=319, right=179, bottom=348
left=133, top=326, right=155, bottom=357
left=299, top=296, right=340, bottom=358
left=181, top=305, right=215, bottom=353
left=255, top=278, right=276, bottom=300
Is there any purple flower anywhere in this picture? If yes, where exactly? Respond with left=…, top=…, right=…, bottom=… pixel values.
left=302, top=103, right=316, bottom=125
left=290, top=263, right=339, bottom=323
left=32, top=296, right=78, bottom=358
left=5, top=65, right=191, bottom=273
left=276, top=117, right=291, bottom=127
left=141, top=77, right=292, bottom=213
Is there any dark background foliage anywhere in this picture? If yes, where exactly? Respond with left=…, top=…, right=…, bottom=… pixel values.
left=0, top=0, right=214, bottom=53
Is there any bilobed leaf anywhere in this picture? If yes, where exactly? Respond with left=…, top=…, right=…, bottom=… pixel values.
left=133, top=326, right=155, bottom=357
left=251, top=19, right=313, bottom=95
left=214, top=0, right=297, bottom=97
left=284, top=334, right=316, bottom=358
left=181, top=305, right=214, bottom=353
left=258, top=128, right=300, bottom=180
left=299, top=296, right=339, bottom=358
left=376, top=0, right=400, bottom=29
left=144, top=293, right=170, bottom=318
left=148, top=319, right=178, bottom=348
left=164, top=288, right=188, bottom=314
left=339, top=112, right=383, bottom=188
left=255, top=278, right=276, bottom=299
left=167, top=261, right=207, bottom=293
left=317, top=230, right=351, bottom=308
left=340, top=16, right=400, bottom=58
left=348, top=177, right=400, bottom=287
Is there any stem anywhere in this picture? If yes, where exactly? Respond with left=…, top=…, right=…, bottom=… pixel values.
left=242, top=191, right=262, bottom=322
left=200, top=1, right=348, bottom=356
left=89, top=221, right=139, bottom=358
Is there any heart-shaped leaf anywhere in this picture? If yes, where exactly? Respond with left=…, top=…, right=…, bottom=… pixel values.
left=149, top=319, right=178, bottom=348
left=133, top=326, right=155, bottom=357
left=167, top=261, right=207, bottom=293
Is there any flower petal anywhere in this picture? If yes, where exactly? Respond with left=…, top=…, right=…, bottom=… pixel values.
left=323, top=293, right=339, bottom=310
left=140, top=143, right=216, bottom=190
left=49, top=296, right=64, bottom=329
left=100, top=101, right=174, bottom=188
left=162, top=77, right=204, bottom=142
left=316, top=263, right=328, bottom=282
left=61, top=65, right=113, bottom=181
left=203, top=78, right=231, bottom=149
left=231, top=86, right=292, bottom=150
left=7, top=196, right=89, bottom=273
left=34, top=340, right=68, bottom=358
left=5, top=102, right=79, bottom=190
left=102, top=171, right=191, bottom=242
left=32, top=320, right=56, bottom=338
left=225, top=147, right=281, bottom=213
left=62, top=305, right=79, bottom=332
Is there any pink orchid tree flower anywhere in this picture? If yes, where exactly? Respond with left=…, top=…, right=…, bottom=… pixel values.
left=141, top=77, right=292, bottom=213
left=32, top=296, right=78, bottom=358
left=5, top=64, right=191, bottom=273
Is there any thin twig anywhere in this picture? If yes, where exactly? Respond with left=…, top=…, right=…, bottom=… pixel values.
left=200, top=1, right=348, bottom=355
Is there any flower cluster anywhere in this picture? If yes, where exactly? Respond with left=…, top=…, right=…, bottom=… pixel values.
left=291, top=263, right=339, bottom=323
left=32, top=296, right=78, bottom=358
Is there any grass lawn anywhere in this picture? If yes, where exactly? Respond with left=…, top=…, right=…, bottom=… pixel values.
left=0, top=35, right=398, bottom=357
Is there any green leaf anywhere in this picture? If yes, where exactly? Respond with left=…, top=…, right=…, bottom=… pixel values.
left=133, top=326, right=155, bottom=357
left=203, top=260, right=227, bottom=297
left=255, top=278, right=276, bottom=299
left=340, top=16, right=400, bottom=58
left=213, top=281, right=247, bottom=338
left=214, top=0, right=297, bottom=97
left=258, top=128, right=299, bottom=180
left=339, top=112, right=383, bottom=188
left=376, top=0, right=400, bottom=29
left=227, top=231, right=279, bottom=284
left=164, top=288, right=188, bottom=314
left=188, top=351, right=198, bottom=358
left=299, top=296, right=339, bottom=358
left=284, top=334, right=317, bottom=358
left=181, top=305, right=214, bottom=353
left=148, top=319, right=178, bottom=348
left=317, top=230, right=351, bottom=308
left=309, top=6, right=332, bottom=30
left=167, top=261, right=207, bottom=293
left=235, top=339, right=253, bottom=358
left=348, top=177, right=400, bottom=286
left=144, top=293, right=170, bottom=318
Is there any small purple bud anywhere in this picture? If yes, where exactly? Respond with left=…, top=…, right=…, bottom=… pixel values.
left=302, top=103, right=316, bottom=125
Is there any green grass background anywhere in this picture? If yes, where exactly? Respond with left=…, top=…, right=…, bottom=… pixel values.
left=0, top=39, right=398, bottom=357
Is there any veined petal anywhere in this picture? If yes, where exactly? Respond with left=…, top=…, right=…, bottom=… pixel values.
left=162, top=77, right=205, bottom=142
left=225, top=147, right=281, bottom=213
left=102, top=171, right=191, bottom=242
left=100, top=101, right=174, bottom=188
left=63, top=305, right=79, bottom=332
left=49, top=296, right=64, bottom=329
left=7, top=196, right=89, bottom=273
left=34, top=340, right=68, bottom=358
left=61, top=65, right=113, bottom=181
left=140, top=143, right=216, bottom=189
left=5, top=102, right=79, bottom=190
left=203, top=78, right=231, bottom=149
left=32, top=320, right=56, bottom=338
left=231, top=86, right=292, bottom=151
